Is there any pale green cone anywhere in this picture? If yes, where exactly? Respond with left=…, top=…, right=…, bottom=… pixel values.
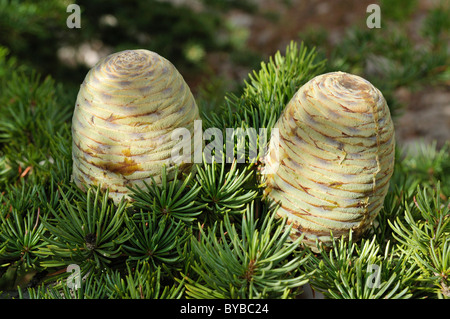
left=72, top=49, right=201, bottom=204
left=263, top=71, right=395, bottom=251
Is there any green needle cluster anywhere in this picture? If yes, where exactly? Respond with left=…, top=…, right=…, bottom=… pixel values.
left=184, top=203, right=310, bottom=299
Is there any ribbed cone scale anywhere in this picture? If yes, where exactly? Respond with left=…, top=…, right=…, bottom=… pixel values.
left=263, top=71, right=395, bottom=251
left=72, top=49, right=201, bottom=204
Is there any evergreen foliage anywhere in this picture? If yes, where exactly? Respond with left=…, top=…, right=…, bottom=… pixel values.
left=0, top=5, right=449, bottom=299
left=183, top=203, right=310, bottom=299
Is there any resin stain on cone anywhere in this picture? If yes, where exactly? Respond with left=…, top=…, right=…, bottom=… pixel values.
left=71, top=49, right=201, bottom=204
left=263, top=71, right=395, bottom=251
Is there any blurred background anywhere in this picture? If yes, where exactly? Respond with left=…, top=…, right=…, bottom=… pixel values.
left=0, top=0, right=449, bottom=149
